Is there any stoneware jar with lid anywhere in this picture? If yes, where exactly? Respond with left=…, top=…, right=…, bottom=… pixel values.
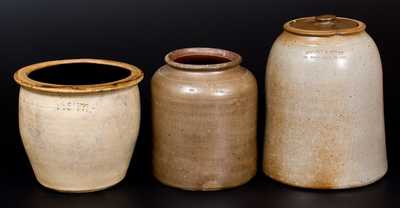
left=14, top=59, right=143, bottom=193
left=264, top=15, right=387, bottom=189
left=152, top=48, right=258, bottom=191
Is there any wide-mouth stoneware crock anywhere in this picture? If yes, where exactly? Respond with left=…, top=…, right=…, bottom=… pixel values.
left=14, top=58, right=143, bottom=193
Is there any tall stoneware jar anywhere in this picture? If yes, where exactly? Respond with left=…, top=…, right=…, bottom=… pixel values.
left=264, top=15, right=387, bottom=189
left=152, top=48, right=258, bottom=190
left=14, top=59, right=143, bottom=193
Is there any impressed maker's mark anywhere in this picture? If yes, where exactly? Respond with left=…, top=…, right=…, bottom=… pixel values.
left=56, top=101, right=95, bottom=113
left=304, top=49, right=346, bottom=60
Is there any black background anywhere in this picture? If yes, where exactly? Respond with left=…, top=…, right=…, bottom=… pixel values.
left=1, top=0, right=400, bottom=207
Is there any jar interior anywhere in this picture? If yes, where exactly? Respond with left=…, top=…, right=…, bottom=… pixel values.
left=174, top=55, right=231, bottom=65
left=28, top=63, right=132, bottom=85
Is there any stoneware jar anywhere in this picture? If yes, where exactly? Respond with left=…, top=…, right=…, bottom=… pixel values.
left=14, top=59, right=143, bottom=193
left=264, top=15, right=387, bottom=189
left=152, top=48, right=258, bottom=191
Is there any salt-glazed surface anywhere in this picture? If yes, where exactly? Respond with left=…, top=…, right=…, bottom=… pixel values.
left=264, top=15, right=387, bottom=189
left=152, top=48, right=258, bottom=191
left=15, top=59, right=143, bottom=193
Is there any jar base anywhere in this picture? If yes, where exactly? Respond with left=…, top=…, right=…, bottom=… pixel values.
left=154, top=172, right=256, bottom=191
left=35, top=174, right=127, bottom=193
left=264, top=167, right=387, bottom=190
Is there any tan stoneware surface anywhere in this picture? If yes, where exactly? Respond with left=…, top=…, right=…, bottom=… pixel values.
left=151, top=48, right=258, bottom=191
left=14, top=59, right=143, bottom=193
left=264, top=15, right=387, bottom=189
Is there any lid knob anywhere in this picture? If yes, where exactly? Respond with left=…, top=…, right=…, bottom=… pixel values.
left=315, top=14, right=336, bottom=22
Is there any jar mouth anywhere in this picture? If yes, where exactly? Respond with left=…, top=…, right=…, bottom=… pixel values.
left=14, top=59, right=144, bottom=94
left=165, top=48, right=242, bottom=71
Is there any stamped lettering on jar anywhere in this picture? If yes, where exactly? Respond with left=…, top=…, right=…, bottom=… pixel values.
left=304, top=49, right=346, bottom=60
left=56, top=101, right=94, bottom=113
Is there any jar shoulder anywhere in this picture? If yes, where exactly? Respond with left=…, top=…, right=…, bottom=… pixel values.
left=269, top=31, right=380, bottom=58
left=151, top=65, right=257, bottom=100
left=267, top=31, right=382, bottom=73
left=274, top=31, right=377, bottom=48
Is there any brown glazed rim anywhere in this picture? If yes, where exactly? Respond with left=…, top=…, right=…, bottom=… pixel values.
left=165, top=47, right=242, bottom=71
left=284, top=16, right=366, bottom=36
left=14, top=58, right=144, bottom=94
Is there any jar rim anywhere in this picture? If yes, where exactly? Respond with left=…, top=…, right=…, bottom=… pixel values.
left=14, top=58, right=144, bottom=94
left=165, top=48, right=242, bottom=71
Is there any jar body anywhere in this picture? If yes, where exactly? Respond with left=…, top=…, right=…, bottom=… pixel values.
left=152, top=65, right=257, bottom=190
left=19, top=86, right=141, bottom=192
left=264, top=31, right=387, bottom=189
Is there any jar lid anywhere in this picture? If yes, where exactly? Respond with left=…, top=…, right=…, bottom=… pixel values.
left=283, top=15, right=366, bottom=36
